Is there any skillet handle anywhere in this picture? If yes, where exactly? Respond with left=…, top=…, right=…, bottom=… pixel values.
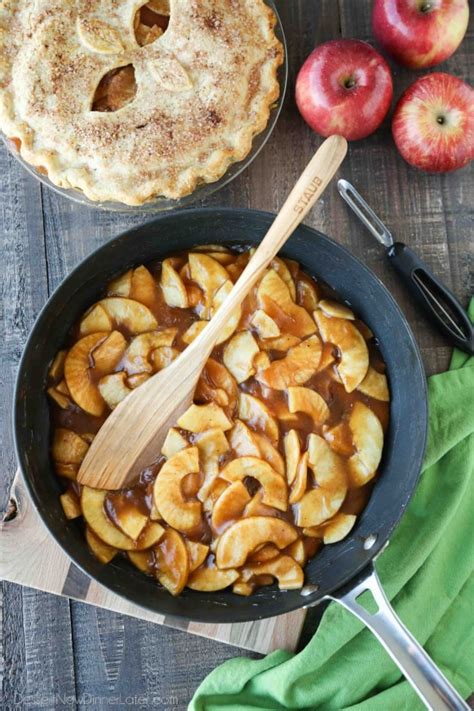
left=328, top=565, right=468, bottom=711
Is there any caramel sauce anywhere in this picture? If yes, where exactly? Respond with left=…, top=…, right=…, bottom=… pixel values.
left=49, top=247, right=390, bottom=592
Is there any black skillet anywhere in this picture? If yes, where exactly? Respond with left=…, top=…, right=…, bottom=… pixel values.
left=13, top=208, right=466, bottom=710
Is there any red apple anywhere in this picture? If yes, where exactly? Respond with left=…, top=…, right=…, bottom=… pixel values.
left=295, top=40, right=393, bottom=141
left=392, top=72, right=474, bottom=172
left=372, top=0, right=469, bottom=69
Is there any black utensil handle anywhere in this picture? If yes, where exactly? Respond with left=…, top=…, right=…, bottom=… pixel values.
left=388, top=243, right=473, bottom=355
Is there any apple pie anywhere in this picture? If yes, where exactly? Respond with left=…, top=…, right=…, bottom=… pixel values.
left=0, top=1, right=283, bottom=205
left=48, top=246, right=390, bottom=596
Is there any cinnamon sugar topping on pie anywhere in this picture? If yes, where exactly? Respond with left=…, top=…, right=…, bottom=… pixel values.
left=0, top=1, right=283, bottom=205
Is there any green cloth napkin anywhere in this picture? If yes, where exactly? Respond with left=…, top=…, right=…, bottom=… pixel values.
left=190, top=300, right=474, bottom=711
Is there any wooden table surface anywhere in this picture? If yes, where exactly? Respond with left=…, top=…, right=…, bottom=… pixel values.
left=1, top=1, right=472, bottom=708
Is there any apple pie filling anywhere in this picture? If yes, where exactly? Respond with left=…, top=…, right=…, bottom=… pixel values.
left=47, top=246, right=389, bottom=596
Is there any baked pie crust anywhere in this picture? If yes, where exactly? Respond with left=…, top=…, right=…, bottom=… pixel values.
left=0, top=1, right=284, bottom=205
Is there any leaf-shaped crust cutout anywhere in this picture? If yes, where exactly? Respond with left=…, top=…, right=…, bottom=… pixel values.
left=257, top=270, right=316, bottom=337
left=348, top=402, right=384, bottom=486
left=153, top=447, right=202, bottom=532
left=216, top=517, right=298, bottom=569
left=288, top=386, right=330, bottom=425
left=77, top=18, right=124, bottom=54
left=220, top=457, right=287, bottom=511
left=238, top=393, right=279, bottom=445
left=357, top=367, right=390, bottom=402
left=256, top=335, right=322, bottom=390
left=296, top=434, right=348, bottom=527
left=314, top=310, right=368, bottom=393
left=241, top=555, right=304, bottom=590
left=64, top=332, right=109, bottom=416
left=150, top=56, right=192, bottom=92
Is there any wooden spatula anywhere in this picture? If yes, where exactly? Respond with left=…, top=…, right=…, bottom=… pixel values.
left=78, top=135, right=347, bottom=490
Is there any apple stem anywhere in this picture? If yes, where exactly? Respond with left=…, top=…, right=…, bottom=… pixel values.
left=344, top=78, right=356, bottom=89
left=436, top=115, right=445, bottom=125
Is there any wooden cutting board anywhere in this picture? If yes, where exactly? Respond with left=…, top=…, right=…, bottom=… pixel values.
left=1, top=470, right=307, bottom=655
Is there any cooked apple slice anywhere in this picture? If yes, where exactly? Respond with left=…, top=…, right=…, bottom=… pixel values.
left=211, top=481, right=251, bottom=532
left=296, top=434, right=348, bottom=527
left=92, top=331, right=127, bottom=373
left=160, top=258, right=189, bottom=308
left=244, top=491, right=278, bottom=519
left=253, top=432, right=285, bottom=475
left=202, top=477, right=229, bottom=514
left=185, top=540, right=209, bottom=572
left=98, top=372, right=131, bottom=410
left=238, top=393, right=279, bottom=444
left=153, top=447, right=202, bottom=532
left=182, top=321, right=207, bottom=344
left=318, top=299, right=355, bottom=320
left=154, top=529, right=189, bottom=596
left=128, top=550, right=152, bottom=573
left=60, top=488, right=82, bottom=519
left=86, top=527, right=118, bottom=564
left=297, top=279, right=319, bottom=312
left=161, top=427, right=188, bottom=459
left=271, top=258, right=296, bottom=300
left=259, top=334, right=301, bottom=352
left=223, top=331, right=260, bottom=383
left=151, top=346, right=180, bottom=371
left=323, top=422, right=354, bottom=457
left=81, top=487, right=164, bottom=550
left=216, top=517, right=298, bottom=568
left=97, top=297, right=158, bottom=333
left=108, top=269, right=132, bottom=297
left=55, top=462, right=79, bottom=480
left=52, top=428, right=90, bottom=464
left=47, top=386, right=72, bottom=410
left=177, top=403, right=232, bottom=433
left=288, top=386, right=329, bottom=425
left=229, top=420, right=261, bottom=458
left=65, top=332, right=109, bottom=416
left=322, top=513, right=357, bottom=544
left=257, top=270, right=316, bottom=337
left=79, top=304, right=113, bottom=336
left=188, top=563, right=239, bottom=592
left=289, top=451, right=308, bottom=504
left=220, top=457, right=287, bottom=511
left=196, top=359, right=239, bottom=413
left=251, top=309, right=280, bottom=338
left=105, top=493, right=148, bottom=540
left=193, top=244, right=232, bottom=253
left=195, top=428, right=229, bottom=460
left=241, top=555, right=303, bottom=590
left=357, top=367, right=390, bottom=401
left=189, top=253, right=229, bottom=318
left=256, top=335, right=322, bottom=390
left=202, top=252, right=234, bottom=265
left=284, top=538, right=306, bottom=566
left=48, top=350, right=67, bottom=382
left=232, top=581, right=254, bottom=595
left=314, top=310, right=369, bottom=393
left=211, top=280, right=241, bottom=345
left=127, top=372, right=151, bottom=389
left=249, top=543, right=280, bottom=563
left=348, top=402, right=384, bottom=485
left=130, top=265, right=157, bottom=309
left=123, top=328, right=177, bottom=374
left=284, top=429, right=300, bottom=485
